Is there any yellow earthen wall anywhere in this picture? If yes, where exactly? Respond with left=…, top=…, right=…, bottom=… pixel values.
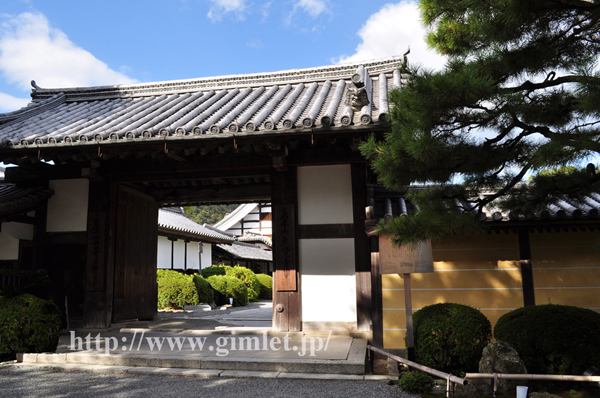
left=382, top=230, right=600, bottom=349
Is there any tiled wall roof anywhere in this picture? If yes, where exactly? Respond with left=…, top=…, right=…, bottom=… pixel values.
left=0, top=56, right=406, bottom=149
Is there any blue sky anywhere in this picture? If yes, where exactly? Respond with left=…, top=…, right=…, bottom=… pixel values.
left=0, top=0, right=446, bottom=113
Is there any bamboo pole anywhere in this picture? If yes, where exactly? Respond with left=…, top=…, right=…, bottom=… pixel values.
left=466, top=373, right=600, bottom=382
left=367, top=345, right=467, bottom=385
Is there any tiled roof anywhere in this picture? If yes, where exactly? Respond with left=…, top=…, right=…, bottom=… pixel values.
left=0, top=183, right=53, bottom=218
left=213, top=203, right=258, bottom=231
left=238, top=232, right=272, bottom=247
left=158, top=207, right=234, bottom=243
left=371, top=185, right=600, bottom=224
left=0, top=56, right=406, bottom=149
left=215, top=242, right=273, bottom=262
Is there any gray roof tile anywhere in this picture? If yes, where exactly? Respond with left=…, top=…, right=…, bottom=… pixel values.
left=216, top=242, right=272, bottom=262
left=0, top=56, right=407, bottom=149
left=158, top=207, right=235, bottom=243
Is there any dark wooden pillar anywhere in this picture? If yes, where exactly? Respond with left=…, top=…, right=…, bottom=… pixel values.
left=352, top=163, right=372, bottom=332
left=32, top=200, right=48, bottom=272
left=271, top=166, right=301, bottom=331
left=518, top=229, right=535, bottom=306
left=84, top=180, right=116, bottom=329
left=184, top=240, right=189, bottom=270
left=370, top=236, right=383, bottom=347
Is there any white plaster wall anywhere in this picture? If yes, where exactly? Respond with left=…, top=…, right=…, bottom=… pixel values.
left=46, top=179, right=89, bottom=232
left=157, top=236, right=172, bottom=269
left=297, top=165, right=353, bottom=225
left=173, top=240, right=185, bottom=269
left=299, top=239, right=357, bottom=322
left=3, top=222, right=34, bottom=240
left=200, top=243, right=212, bottom=269
left=185, top=241, right=200, bottom=270
left=0, top=230, right=19, bottom=260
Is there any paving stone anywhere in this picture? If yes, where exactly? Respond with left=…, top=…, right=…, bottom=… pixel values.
left=277, top=373, right=364, bottom=380
left=220, top=370, right=280, bottom=378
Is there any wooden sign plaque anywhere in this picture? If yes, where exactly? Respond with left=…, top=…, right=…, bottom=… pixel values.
left=379, top=236, right=434, bottom=274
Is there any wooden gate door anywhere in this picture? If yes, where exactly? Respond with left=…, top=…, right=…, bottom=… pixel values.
left=112, top=186, right=158, bottom=322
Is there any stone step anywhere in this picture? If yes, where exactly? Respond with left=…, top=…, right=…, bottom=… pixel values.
left=18, top=338, right=367, bottom=375
left=9, top=362, right=396, bottom=381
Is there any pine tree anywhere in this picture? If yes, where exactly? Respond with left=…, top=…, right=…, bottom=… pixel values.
left=361, top=0, right=600, bottom=246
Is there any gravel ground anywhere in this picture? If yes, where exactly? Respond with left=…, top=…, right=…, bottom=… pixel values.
left=0, top=365, right=417, bottom=398
left=157, top=300, right=272, bottom=320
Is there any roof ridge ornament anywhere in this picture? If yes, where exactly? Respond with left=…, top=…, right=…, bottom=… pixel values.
left=346, top=66, right=370, bottom=112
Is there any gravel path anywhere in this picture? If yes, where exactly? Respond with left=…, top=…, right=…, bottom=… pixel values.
left=0, top=365, right=416, bottom=398
left=157, top=300, right=272, bottom=320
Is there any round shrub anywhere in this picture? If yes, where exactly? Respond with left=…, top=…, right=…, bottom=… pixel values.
left=157, top=270, right=199, bottom=309
left=494, top=304, right=600, bottom=375
left=0, top=294, right=62, bottom=361
left=412, top=303, right=492, bottom=375
left=256, top=274, right=273, bottom=300
left=201, top=266, right=226, bottom=279
left=398, top=371, right=435, bottom=394
left=224, top=266, right=261, bottom=301
left=0, top=268, right=53, bottom=298
left=192, top=275, right=214, bottom=304
left=207, top=275, right=248, bottom=307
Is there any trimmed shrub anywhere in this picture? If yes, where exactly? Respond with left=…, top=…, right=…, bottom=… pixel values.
left=224, top=266, right=261, bottom=301
left=412, top=303, right=492, bottom=375
left=201, top=266, right=226, bottom=279
left=207, top=275, right=248, bottom=307
left=398, top=371, right=435, bottom=394
left=494, top=304, right=600, bottom=375
left=0, top=268, right=53, bottom=298
left=157, top=270, right=199, bottom=309
left=256, top=274, right=273, bottom=300
left=192, top=275, right=214, bottom=304
left=0, top=294, right=62, bottom=361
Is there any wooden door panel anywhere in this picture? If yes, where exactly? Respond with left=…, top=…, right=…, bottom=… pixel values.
left=113, top=186, right=158, bottom=322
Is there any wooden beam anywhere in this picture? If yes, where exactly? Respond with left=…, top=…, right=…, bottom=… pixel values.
left=297, top=224, right=354, bottom=239
left=152, top=183, right=271, bottom=204
left=518, top=229, right=536, bottom=306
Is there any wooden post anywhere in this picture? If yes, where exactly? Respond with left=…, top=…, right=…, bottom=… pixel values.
left=403, top=273, right=415, bottom=361
left=184, top=240, right=188, bottom=270
left=170, top=238, right=175, bottom=270
left=352, top=163, right=372, bottom=332
left=370, top=236, right=383, bottom=348
left=83, top=180, right=116, bottom=329
left=271, top=166, right=301, bottom=331
left=518, top=229, right=535, bottom=306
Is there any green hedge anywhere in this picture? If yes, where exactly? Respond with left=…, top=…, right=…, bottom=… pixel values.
left=494, top=304, right=600, bottom=375
left=0, top=268, right=53, bottom=298
left=256, top=274, right=273, bottom=300
left=224, top=266, right=261, bottom=301
left=201, top=266, right=226, bottom=279
left=398, top=371, right=435, bottom=395
left=412, top=303, right=492, bottom=375
left=0, top=294, right=62, bottom=361
left=207, top=275, right=248, bottom=307
left=192, top=275, right=214, bottom=304
left=157, top=270, right=199, bottom=309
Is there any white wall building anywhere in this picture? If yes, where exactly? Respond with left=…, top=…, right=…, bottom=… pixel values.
left=157, top=207, right=234, bottom=271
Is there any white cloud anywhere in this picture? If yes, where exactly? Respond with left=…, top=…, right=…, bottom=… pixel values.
left=0, top=12, right=137, bottom=91
left=0, top=92, right=29, bottom=112
left=335, top=1, right=446, bottom=71
left=207, top=0, right=247, bottom=22
left=294, top=0, right=330, bottom=18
